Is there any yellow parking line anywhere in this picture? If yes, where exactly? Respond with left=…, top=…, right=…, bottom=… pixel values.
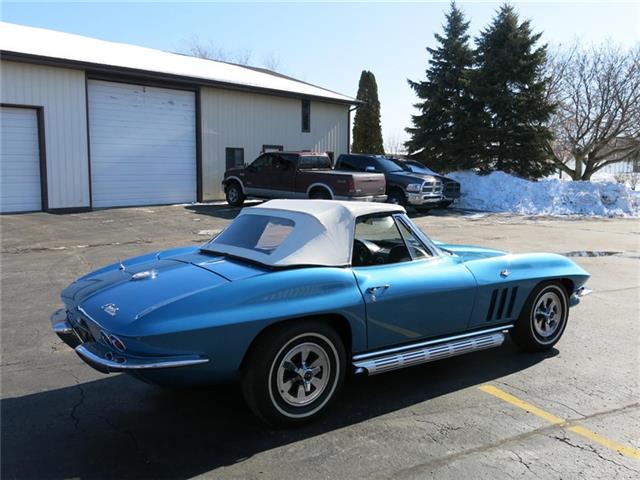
left=479, top=384, right=640, bottom=460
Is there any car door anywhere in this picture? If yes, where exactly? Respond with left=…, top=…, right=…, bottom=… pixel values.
left=351, top=214, right=478, bottom=350
left=245, top=153, right=296, bottom=197
left=244, top=153, right=273, bottom=196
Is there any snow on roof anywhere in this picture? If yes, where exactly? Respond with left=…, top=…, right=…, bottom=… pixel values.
left=205, top=200, right=405, bottom=267
left=0, top=22, right=357, bottom=104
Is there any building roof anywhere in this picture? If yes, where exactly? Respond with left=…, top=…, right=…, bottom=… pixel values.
left=0, top=22, right=357, bottom=105
left=203, top=200, right=405, bottom=267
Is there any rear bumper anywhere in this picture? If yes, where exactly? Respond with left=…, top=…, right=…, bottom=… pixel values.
left=570, top=286, right=592, bottom=307
left=50, top=309, right=209, bottom=374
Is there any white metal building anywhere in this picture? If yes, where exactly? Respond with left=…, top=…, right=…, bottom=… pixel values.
left=0, top=22, right=356, bottom=213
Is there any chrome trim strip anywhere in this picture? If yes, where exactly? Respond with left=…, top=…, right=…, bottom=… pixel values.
left=50, top=309, right=84, bottom=349
left=77, top=305, right=108, bottom=331
left=75, top=344, right=209, bottom=373
left=353, top=331, right=506, bottom=375
left=352, top=324, right=514, bottom=361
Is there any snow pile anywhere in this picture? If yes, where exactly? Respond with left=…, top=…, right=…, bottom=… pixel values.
left=447, top=171, right=639, bottom=216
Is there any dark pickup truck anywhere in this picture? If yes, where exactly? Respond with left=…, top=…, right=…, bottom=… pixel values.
left=334, top=153, right=460, bottom=209
left=222, top=151, right=387, bottom=206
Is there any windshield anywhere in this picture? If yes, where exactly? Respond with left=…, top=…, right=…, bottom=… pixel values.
left=204, top=214, right=294, bottom=255
left=375, top=157, right=405, bottom=173
left=389, top=158, right=413, bottom=172
left=405, top=161, right=436, bottom=175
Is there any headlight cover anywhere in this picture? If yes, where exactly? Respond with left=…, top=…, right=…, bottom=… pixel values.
left=405, top=183, right=423, bottom=192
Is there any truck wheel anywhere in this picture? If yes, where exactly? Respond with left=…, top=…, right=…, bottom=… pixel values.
left=439, top=200, right=453, bottom=208
left=511, top=282, right=569, bottom=352
left=241, top=321, right=346, bottom=427
left=387, top=189, right=407, bottom=207
left=308, top=188, right=332, bottom=200
left=225, top=181, right=245, bottom=207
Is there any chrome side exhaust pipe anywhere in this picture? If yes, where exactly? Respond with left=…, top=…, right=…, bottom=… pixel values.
left=353, top=329, right=508, bottom=375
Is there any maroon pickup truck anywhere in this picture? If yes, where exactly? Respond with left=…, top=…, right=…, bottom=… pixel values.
left=222, top=151, right=387, bottom=206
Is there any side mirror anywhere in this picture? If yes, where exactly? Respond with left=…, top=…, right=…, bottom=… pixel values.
left=246, top=165, right=257, bottom=173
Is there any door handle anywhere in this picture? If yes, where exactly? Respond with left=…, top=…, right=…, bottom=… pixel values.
left=366, top=285, right=389, bottom=302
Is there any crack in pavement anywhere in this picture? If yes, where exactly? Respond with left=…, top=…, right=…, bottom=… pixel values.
left=495, top=380, right=587, bottom=418
left=509, top=449, right=534, bottom=475
left=550, top=433, right=640, bottom=474
left=2, top=239, right=154, bottom=254
left=381, top=402, right=640, bottom=479
left=69, top=372, right=86, bottom=430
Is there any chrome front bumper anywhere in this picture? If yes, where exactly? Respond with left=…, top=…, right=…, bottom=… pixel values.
left=50, top=309, right=209, bottom=374
left=337, top=194, right=388, bottom=202
left=570, top=286, right=593, bottom=306
left=406, top=193, right=443, bottom=206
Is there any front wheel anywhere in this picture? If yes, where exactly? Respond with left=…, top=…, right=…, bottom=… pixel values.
left=386, top=189, right=407, bottom=206
left=511, top=282, right=569, bottom=352
left=225, top=181, right=245, bottom=207
left=241, top=321, right=346, bottom=426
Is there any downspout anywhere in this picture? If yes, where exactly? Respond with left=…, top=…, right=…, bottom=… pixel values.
left=348, top=105, right=359, bottom=154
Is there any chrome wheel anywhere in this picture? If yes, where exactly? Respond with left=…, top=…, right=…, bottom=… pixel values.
left=532, top=290, right=563, bottom=339
left=275, top=342, right=330, bottom=407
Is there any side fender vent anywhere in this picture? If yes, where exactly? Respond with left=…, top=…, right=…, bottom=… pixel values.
left=487, top=286, right=519, bottom=321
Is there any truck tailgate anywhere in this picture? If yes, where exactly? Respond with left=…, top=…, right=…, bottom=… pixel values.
left=351, top=173, right=386, bottom=196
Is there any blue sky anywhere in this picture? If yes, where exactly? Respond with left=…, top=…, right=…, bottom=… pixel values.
left=2, top=1, right=638, bottom=148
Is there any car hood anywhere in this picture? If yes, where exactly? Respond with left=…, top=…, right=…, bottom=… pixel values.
left=387, top=171, right=442, bottom=184
left=62, top=247, right=267, bottom=331
left=434, top=242, right=507, bottom=261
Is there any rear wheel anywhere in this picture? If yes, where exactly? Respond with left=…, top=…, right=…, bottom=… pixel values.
left=511, top=282, right=569, bottom=352
left=308, top=188, right=332, bottom=200
left=241, top=321, right=346, bottom=426
left=225, top=181, right=245, bottom=207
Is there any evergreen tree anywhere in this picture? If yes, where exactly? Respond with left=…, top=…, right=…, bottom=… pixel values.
left=472, top=4, right=554, bottom=178
left=352, top=71, right=384, bottom=154
left=405, top=2, right=475, bottom=171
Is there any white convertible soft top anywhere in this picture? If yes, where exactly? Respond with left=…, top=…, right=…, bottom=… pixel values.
left=205, top=200, right=405, bottom=267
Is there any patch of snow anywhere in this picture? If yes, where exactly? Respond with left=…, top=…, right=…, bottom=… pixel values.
left=197, top=229, right=219, bottom=236
left=447, top=171, right=639, bottom=217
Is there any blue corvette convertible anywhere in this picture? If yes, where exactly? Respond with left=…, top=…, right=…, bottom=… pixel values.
left=51, top=200, right=591, bottom=425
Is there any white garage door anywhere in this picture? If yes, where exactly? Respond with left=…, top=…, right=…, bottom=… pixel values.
left=0, top=107, right=42, bottom=213
left=88, top=80, right=196, bottom=208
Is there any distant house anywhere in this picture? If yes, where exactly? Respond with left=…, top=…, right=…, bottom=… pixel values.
left=592, top=137, right=640, bottom=176
left=0, top=22, right=357, bottom=213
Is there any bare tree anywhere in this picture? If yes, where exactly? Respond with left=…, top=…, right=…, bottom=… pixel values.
left=262, top=52, right=282, bottom=73
left=183, top=36, right=252, bottom=66
left=384, top=132, right=405, bottom=157
left=546, top=44, right=640, bottom=180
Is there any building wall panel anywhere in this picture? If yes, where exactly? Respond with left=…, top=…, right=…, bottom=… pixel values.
left=201, top=87, right=349, bottom=200
left=1, top=61, right=89, bottom=209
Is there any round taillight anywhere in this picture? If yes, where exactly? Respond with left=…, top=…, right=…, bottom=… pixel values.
left=109, top=335, right=126, bottom=352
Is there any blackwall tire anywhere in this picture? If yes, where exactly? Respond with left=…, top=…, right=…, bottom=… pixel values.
left=386, top=189, right=407, bottom=207
left=308, top=189, right=332, bottom=200
left=511, top=282, right=569, bottom=352
left=225, top=182, right=245, bottom=207
left=241, top=321, right=346, bottom=427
